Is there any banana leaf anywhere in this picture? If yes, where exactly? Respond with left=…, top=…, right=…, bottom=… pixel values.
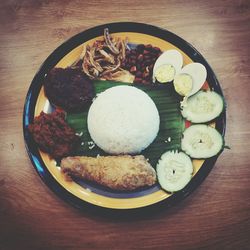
left=66, top=80, right=184, bottom=167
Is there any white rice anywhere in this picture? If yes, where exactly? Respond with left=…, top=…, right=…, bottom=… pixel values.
left=87, top=85, right=160, bottom=154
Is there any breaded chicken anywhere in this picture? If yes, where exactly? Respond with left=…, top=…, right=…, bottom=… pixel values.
left=61, top=155, right=156, bottom=191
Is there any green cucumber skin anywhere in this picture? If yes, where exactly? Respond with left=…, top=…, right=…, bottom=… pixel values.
left=181, top=91, right=225, bottom=123
left=181, top=125, right=224, bottom=159
left=156, top=151, right=193, bottom=193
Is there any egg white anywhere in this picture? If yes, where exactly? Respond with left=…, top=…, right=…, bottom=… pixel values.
left=153, top=50, right=183, bottom=83
left=178, top=63, right=207, bottom=97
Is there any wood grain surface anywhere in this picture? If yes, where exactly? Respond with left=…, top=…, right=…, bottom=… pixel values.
left=0, top=0, right=250, bottom=249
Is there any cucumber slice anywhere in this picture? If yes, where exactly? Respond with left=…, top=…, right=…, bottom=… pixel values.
left=181, top=91, right=224, bottom=123
left=156, top=151, right=193, bottom=192
left=181, top=125, right=223, bottom=158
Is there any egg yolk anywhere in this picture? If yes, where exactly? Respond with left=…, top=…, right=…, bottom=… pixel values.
left=155, top=64, right=175, bottom=83
left=174, top=73, right=193, bottom=96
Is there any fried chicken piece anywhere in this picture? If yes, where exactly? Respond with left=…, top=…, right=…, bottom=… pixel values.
left=61, top=155, right=156, bottom=191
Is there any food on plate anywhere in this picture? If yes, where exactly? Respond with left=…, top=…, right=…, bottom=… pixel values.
left=156, top=151, right=193, bottom=192
left=103, top=28, right=120, bottom=54
left=73, top=28, right=132, bottom=82
left=181, top=91, right=224, bottom=123
left=153, top=50, right=183, bottom=83
left=44, top=68, right=94, bottom=112
left=173, top=73, right=193, bottom=96
left=61, top=155, right=157, bottom=191
left=30, top=28, right=225, bottom=197
left=154, top=64, right=176, bottom=83
left=174, top=63, right=207, bottom=97
left=101, top=69, right=135, bottom=82
left=87, top=85, right=160, bottom=154
left=28, top=110, right=80, bottom=159
left=181, top=125, right=223, bottom=158
left=123, top=44, right=162, bottom=84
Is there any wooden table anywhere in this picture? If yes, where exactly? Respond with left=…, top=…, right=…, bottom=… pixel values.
left=1, top=0, right=249, bottom=249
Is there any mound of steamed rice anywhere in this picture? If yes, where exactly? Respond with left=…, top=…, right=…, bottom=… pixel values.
left=87, top=85, right=160, bottom=154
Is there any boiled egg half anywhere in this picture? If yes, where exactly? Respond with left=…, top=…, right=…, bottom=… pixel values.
left=173, top=62, right=207, bottom=97
left=153, top=50, right=183, bottom=83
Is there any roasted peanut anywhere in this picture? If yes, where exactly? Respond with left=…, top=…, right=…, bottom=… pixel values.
left=137, top=54, right=143, bottom=62
left=136, top=44, right=145, bottom=53
left=153, top=47, right=161, bottom=52
left=131, top=50, right=137, bottom=55
left=130, top=66, right=137, bottom=73
left=143, top=50, right=150, bottom=55
left=130, top=55, right=136, bottom=60
left=144, top=54, right=152, bottom=60
left=142, top=80, right=149, bottom=84
left=123, top=44, right=162, bottom=84
left=145, top=44, right=153, bottom=50
left=135, top=71, right=143, bottom=78
left=134, top=77, right=142, bottom=83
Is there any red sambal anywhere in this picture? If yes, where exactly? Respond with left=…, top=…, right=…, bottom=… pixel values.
left=28, top=110, right=79, bottom=159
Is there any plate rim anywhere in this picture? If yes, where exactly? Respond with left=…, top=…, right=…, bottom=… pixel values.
left=23, top=22, right=226, bottom=213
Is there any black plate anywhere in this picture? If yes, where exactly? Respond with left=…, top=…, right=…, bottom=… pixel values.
left=23, top=22, right=226, bottom=216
